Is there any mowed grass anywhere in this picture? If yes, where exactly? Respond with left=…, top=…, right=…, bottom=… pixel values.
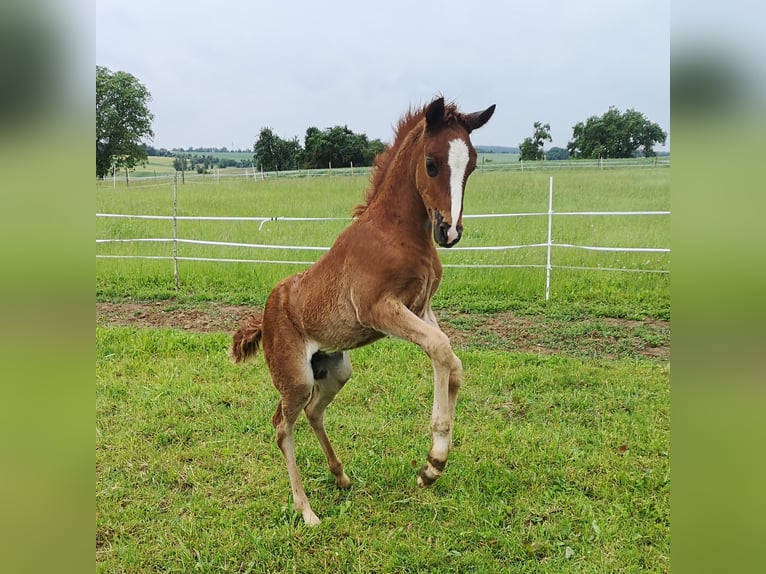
left=96, top=167, right=669, bottom=319
left=96, top=327, right=669, bottom=573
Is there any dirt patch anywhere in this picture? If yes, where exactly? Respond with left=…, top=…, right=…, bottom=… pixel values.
left=97, top=301, right=256, bottom=333
left=96, top=301, right=669, bottom=362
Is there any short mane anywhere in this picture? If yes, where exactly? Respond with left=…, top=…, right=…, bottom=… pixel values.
left=353, top=100, right=461, bottom=217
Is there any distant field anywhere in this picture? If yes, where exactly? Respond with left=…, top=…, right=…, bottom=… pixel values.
left=130, top=156, right=176, bottom=177
left=479, top=152, right=520, bottom=166
left=192, top=151, right=255, bottom=161
left=123, top=153, right=257, bottom=179
left=96, top=167, right=669, bottom=319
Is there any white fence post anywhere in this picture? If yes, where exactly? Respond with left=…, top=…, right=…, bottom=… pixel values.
left=545, top=176, right=554, bottom=301
left=173, top=173, right=179, bottom=293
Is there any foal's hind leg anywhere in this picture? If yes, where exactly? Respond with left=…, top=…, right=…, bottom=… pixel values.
left=305, top=352, right=353, bottom=488
left=268, top=350, right=321, bottom=525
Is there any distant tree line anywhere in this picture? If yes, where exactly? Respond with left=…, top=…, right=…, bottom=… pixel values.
left=253, top=125, right=387, bottom=172
left=145, top=145, right=253, bottom=155
left=170, top=153, right=254, bottom=173
left=98, top=66, right=670, bottom=179
left=143, top=145, right=174, bottom=157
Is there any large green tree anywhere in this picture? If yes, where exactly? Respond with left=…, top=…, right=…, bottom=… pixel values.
left=519, top=121, right=552, bottom=161
left=567, top=107, right=666, bottom=159
left=302, top=125, right=383, bottom=169
left=252, top=125, right=386, bottom=172
left=96, top=66, right=154, bottom=178
left=545, top=146, right=570, bottom=160
left=253, top=127, right=302, bottom=172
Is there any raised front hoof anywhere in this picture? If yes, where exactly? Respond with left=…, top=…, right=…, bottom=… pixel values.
left=335, top=473, right=352, bottom=489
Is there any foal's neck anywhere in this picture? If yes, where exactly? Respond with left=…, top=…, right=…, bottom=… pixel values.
left=365, top=131, right=430, bottom=241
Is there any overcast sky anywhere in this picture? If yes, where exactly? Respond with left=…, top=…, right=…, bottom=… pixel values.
left=96, top=0, right=669, bottom=152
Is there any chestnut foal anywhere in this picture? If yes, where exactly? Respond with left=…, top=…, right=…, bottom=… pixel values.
left=232, top=96, right=495, bottom=524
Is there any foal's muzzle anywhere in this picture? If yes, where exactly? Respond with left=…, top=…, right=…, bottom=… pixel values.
left=433, top=210, right=462, bottom=247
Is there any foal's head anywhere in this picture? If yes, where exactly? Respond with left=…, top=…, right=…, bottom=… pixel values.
left=416, top=97, right=496, bottom=247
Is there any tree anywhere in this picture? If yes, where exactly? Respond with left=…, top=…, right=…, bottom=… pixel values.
left=96, top=66, right=154, bottom=178
left=172, top=155, right=189, bottom=172
left=366, top=138, right=387, bottom=164
left=519, top=121, right=552, bottom=161
left=253, top=127, right=302, bottom=172
left=253, top=125, right=384, bottom=172
left=545, top=147, right=570, bottom=160
left=172, top=154, right=190, bottom=183
left=302, top=125, right=379, bottom=169
left=567, top=107, right=666, bottom=159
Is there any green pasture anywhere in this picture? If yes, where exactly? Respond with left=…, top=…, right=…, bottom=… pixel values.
left=96, top=167, right=670, bottom=319
left=96, top=166, right=670, bottom=571
left=96, top=326, right=668, bottom=573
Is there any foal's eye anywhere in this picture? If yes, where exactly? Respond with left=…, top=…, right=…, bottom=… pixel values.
left=425, top=157, right=438, bottom=177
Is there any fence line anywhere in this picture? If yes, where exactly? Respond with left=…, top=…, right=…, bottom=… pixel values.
left=96, top=176, right=670, bottom=299
left=95, top=236, right=669, bottom=255
left=96, top=213, right=350, bottom=222
left=96, top=254, right=317, bottom=266
left=97, top=211, right=670, bottom=220
left=97, top=237, right=331, bottom=252
left=513, top=157, right=669, bottom=172
left=96, top=212, right=350, bottom=231
left=554, top=244, right=669, bottom=253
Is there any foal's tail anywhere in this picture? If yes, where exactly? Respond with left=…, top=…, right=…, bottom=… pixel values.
left=230, top=314, right=263, bottom=364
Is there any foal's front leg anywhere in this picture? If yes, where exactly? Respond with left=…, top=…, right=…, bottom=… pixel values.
left=369, top=300, right=462, bottom=486
left=417, top=337, right=462, bottom=487
left=423, top=306, right=462, bottom=429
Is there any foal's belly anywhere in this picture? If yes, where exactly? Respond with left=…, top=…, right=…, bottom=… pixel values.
left=311, top=324, right=385, bottom=354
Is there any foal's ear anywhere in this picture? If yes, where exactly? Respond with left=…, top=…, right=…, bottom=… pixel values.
left=462, top=104, right=496, bottom=133
left=425, top=97, right=445, bottom=128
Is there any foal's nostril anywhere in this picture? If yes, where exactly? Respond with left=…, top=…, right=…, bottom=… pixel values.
left=439, top=222, right=450, bottom=244
left=432, top=210, right=462, bottom=247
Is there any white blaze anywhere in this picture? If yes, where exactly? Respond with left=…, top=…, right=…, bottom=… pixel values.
left=447, top=138, right=469, bottom=243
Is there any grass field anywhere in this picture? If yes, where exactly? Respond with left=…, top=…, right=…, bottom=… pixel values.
left=96, top=327, right=668, bottom=573
left=96, top=166, right=669, bottom=572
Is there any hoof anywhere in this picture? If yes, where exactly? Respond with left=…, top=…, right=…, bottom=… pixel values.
left=336, top=473, right=352, bottom=489
left=417, top=472, right=437, bottom=488
left=417, top=465, right=440, bottom=487
left=417, top=456, right=444, bottom=487
left=302, top=510, right=321, bottom=526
